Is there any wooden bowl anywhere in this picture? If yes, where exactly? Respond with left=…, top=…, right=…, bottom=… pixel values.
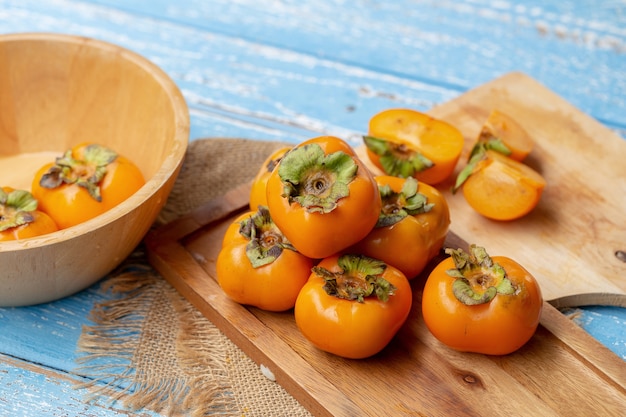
left=0, top=33, right=189, bottom=306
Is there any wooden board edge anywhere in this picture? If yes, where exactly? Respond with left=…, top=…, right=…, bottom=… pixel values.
left=151, top=181, right=253, bottom=241
left=548, top=293, right=626, bottom=309
left=539, top=303, right=626, bottom=391
left=435, top=71, right=624, bottom=141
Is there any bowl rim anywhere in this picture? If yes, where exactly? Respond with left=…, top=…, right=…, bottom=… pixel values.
left=0, top=32, right=190, bottom=251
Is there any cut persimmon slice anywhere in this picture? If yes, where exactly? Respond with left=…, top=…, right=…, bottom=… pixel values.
left=461, top=150, right=546, bottom=221
left=364, top=109, right=464, bottom=185
left=471, top=110, right=534, bottom=162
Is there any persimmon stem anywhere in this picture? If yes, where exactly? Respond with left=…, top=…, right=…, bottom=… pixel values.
left=452, top=138, right=511, bottom=193
left=240, top=206, right=296, bottom=268
left=445, top=245, right=515, bottom=305
left=0, top=189, right=38, bottom=231
left=376, top=177, right=433, bottom=227
left=277, top=143, right=357, bottom=213
left=314, top=254, right=396, bottom=303
left=39, top=144, right=118, bottom=202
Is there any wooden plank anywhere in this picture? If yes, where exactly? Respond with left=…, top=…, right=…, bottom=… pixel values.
left=0, top=354, right=163, bottom=417
left=1, top=2, right=624, bottom=412
left=83, top=0, right=626, bottom=137
left=0, top=0, right=458, bottom=145
left=0, top=288, right=103, bottom=374
left=4, top=0, right=625, bottom=143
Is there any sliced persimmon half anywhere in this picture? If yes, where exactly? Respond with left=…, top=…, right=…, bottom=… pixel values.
left=363, top=109, right=464, bottom=185
left=461, top=150, right=546, bottom=221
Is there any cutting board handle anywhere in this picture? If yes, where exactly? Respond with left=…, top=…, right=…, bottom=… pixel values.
left=548, top=293, right=626, bottom=308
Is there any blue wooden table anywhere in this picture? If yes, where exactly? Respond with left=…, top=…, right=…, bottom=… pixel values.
left=1, top=1, right=625, bottom=415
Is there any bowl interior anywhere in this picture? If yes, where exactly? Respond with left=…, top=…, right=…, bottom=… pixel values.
left=0, top=33, right=186, bottom=177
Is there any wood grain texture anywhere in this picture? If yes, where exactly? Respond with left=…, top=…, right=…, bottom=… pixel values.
left=0, top=286, right=102, bottom=373
left=0, top=354, right=162, bottom=417
left=2, top=0, right=625, bottom=142
left=0, top=0, right=451, bottom=144
left=44, top=0, right=626, bottom=138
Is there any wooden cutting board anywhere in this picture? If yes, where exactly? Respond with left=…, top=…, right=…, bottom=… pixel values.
left=145, top=73, right=626, bottom=416
left=355, top=71, right=626, bottom=306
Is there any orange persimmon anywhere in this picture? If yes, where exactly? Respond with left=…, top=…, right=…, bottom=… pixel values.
left=349, top=176, right=450, bottom=279
left=363, top=109, right=464, bottom=185
left=32, top=143, right=145, bottom=229
left=249, top=146, right=292, bottom=211
left=422, top=245, right=543, bottom=355
left=459, top=150, right=546, bottom=221
left=294, top=253, right=412, bottom=359
left=266, top=135, right=381, bottom=259
left=216, top=206, right=314, bottom=312
left=0, top=187, right=58, bottom=241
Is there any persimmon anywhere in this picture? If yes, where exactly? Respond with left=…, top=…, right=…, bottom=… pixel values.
left=249, top=146, right=292, bottom=211
left=32, top=143, right=145, bottom=229
left=470, top=110, right=534, bottom=162
left=422, top=245, right=543, bottom=355
left=349, top=176, right=450, bottom=279
left=266, top=136, right=381, bottom=259
left=458, top=150, right=546, bottom=221
left=216, top=206, right=313, bottom=312
left=455, top=110, right=535, bottom=193
left=363, top=109, right=464, bottom=185
left=294, top=253, right=412, bottom=359
left=0, top=187, right=58, bottom=241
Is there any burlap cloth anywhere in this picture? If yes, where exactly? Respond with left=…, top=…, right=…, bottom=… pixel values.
left=74, top=139, right=313, bottom=417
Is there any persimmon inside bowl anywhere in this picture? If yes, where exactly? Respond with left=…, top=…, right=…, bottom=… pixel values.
left=0, top=33, right=189, bottom=306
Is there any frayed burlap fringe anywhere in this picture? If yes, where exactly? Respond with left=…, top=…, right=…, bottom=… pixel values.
left=74, top=262, right=238, bottom=416
left=74, top=255, right=312, bottom=417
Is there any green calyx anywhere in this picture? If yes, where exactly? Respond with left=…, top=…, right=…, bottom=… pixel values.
left=376, top=176, right=433, bottom=228
left=470, top=137, right=511, bottom=160
left=445, top=244, right=516, bottom=305
left=313, top=254, right=396, bottom=303
left=277, top=143, right=357, bottom=213
left=240, top=206, right=297, bottom=268
left=0, top=188, right=38, bottom=232
left=363, top=135, right=433, bottom=178
left=452, top=138, right=511, bottom=193
left=39, top=144, right=118, bottom=202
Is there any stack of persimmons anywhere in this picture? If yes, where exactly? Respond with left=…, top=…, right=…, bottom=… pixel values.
left=216, top=108, right=544, bottom=359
